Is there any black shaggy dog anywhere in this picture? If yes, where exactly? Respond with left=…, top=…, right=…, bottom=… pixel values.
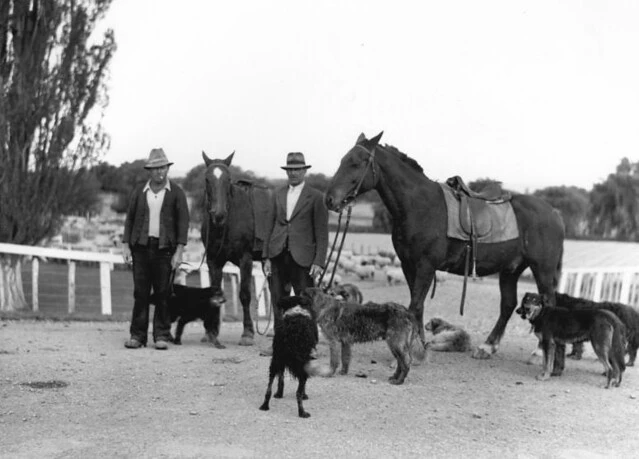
left=553, top=293, right=639, bottom=366
left=163, top=284, right=223, bottom=348
left=259, top=295, right=330, bottom=418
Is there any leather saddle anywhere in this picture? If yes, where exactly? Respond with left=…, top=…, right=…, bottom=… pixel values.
left=445, top=176, right=512, bottom=238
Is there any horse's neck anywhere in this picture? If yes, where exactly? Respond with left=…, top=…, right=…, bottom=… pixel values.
left=374, top=151, right=438, bottom=218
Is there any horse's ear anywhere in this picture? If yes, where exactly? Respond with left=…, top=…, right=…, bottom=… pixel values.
left=356, top=133, right=367, bottom=144
left=369, top=131, right=384, bottom=147
left=202, top=151, right=213, bottom=167
left=224, top=151, right=235, bottom=167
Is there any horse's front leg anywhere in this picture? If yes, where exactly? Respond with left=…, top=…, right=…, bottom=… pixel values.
left=473, top=269, right=523, bottom=359
left=404, top=260, right=436, bottom=344
left=204, top=260, right=226, bottom=349
left=238, top=254, right=255, bottom=346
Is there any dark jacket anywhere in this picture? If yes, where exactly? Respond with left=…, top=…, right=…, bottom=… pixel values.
left=123, top=180, right=190, bottom=250
left=263, top=183, right=328, bottom=268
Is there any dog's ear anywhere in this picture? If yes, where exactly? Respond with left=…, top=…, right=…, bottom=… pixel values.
left=277, top=296, right=301, bottom=311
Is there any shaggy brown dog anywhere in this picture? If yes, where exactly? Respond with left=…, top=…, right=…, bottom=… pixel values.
left=517, top=292, right=626, bottom=388
left=259, top=295, right=330, bottom=418
left=303, top=287, right=426, bottom=385
left=551, top=293, right=639, bottom=366
left=330, top=283, right=363, bottom=303
left=424, top=318, right=471, bottom=352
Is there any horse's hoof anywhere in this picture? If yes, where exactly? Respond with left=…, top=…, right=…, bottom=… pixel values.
left=238, top=335, right=254, bottom=346
left=471, top=345, right=493, bottom=360
left=536, top=373, right=550, bottom=381
left=388, top=377, right=404, bottom=385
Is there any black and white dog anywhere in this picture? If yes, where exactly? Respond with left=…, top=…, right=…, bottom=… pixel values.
left=259, top=295, right=330, bottom=418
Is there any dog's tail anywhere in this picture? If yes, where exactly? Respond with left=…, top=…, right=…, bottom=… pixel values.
left=611, top=318, right=627, bottom=374
left=304, top=360, right=333, bottom=378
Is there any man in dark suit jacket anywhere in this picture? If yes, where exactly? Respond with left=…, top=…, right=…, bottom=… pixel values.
left=262, top=152, right=329, bottom=327
left=122, top=148, right=190, bottom=350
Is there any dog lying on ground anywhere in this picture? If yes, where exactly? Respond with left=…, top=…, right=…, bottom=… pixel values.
left=259, top=295, right=330, bottom=418
left=549, top=293, right=639, bottom=366
left=330, top=283, right=363, bottom=303
left=303, top=287, right=426, bottom=385
left=424, top=318, right=471, bottom=352
left=163, top=284, right=225, bottom=349
left=517, top=292, right=626, bottom=388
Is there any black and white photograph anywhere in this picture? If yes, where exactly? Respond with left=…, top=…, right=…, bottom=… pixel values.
left=2, top=1, right=639, bottom=457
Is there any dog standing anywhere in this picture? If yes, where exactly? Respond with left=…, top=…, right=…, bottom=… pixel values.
left=424, top=318, right=471, bottom=352
left=303, top=287, right=426, bottom=385
left=517, top=292, right=626, bottom=388
left=163, top=284, right=225, bottom=348
left=551, top=293, right=639, bottom=366
left=259, top=296, right=329, bottom=418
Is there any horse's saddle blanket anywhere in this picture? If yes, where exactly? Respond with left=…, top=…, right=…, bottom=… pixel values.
left=237, top=180, right=272, bottom=252
left=440, top=183, right=519, bottom=243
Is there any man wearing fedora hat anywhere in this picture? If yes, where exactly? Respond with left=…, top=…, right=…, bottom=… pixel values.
left=262, top=152, right=329, bottom=331
left=122, top=148, right=190, bottom=350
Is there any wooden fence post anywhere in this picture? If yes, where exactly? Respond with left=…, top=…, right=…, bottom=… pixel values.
left=31, top=257, right=39, bottom=312
left=68, top=261, right=76, bottom=313
left=100, top=262, right=112, bottom=315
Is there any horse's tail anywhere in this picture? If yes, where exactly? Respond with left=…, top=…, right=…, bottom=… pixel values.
left=553, top=244, right=564, bottom=290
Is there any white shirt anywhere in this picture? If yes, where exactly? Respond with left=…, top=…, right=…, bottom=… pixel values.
left=286, top=181, right=305, bottom=221
left=144, top=180, right=171, bottom=237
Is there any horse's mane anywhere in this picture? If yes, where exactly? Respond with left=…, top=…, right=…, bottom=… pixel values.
left=379, top=144, right=424, bottom=175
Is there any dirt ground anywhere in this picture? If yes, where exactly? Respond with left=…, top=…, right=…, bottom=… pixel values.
left=2, top=276, right=639, bottom=458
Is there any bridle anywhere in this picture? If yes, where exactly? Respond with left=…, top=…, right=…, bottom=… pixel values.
left=318, top=144, right=377, bottom=290
left=340, top=144, right=378, bottom=207
left=204, top=162, right=233, bottom=260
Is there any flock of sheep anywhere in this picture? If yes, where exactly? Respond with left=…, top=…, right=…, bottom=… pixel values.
left=321, top=249, right=408, bottom=287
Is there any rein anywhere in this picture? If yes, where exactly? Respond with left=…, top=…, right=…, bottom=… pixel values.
left=319, top=144, right=374, bottom=291
left=318, top=205, right=353, bottom=291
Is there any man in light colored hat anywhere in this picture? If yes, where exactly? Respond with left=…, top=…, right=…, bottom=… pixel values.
left=122, top=148, right=190, bottom=350
left=262, top=152, right=329, bottom=337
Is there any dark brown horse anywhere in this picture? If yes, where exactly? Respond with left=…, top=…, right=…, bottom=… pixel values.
left=201, top=151, right=272, bottom=348
left=325, top=132, right=565, bottom=359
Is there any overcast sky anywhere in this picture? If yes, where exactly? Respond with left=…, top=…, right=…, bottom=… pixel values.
left=101, top=0, right=639, bottom=192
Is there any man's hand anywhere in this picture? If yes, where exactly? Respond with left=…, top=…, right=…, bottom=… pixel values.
left=122, top=245, right=132, bottom=265
left=262, top=259, right=272, bottom=277
left=309, top=264, right=323, bottom=279
left=171, top=244, right=185, bottom=270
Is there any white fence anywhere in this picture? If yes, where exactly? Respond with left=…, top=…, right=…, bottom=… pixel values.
left=0, top=242, right=269, bottom=317
left=558, top=267, right=639, bottom=306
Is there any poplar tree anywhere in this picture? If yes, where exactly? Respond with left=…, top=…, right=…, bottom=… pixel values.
left=0, top=0, right=115, bottom=310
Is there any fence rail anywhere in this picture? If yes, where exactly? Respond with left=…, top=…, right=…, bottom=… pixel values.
left=558, top=267, right=639, bottom=306
left=0, top=242, right=269, bottom=317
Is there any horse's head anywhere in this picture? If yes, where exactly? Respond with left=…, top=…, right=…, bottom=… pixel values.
left=325, top=131, right=383, bottom=212
left=202, top=151, right=234, bottom=226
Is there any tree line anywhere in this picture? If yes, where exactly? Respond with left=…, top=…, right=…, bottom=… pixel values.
left=89, top=156, right=639, bottom=241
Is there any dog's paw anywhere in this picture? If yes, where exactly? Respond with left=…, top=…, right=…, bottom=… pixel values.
left=535, top=373, right=550, bottom=381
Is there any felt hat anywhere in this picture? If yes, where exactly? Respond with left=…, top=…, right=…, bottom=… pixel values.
left=281, top=152, right=311, bottom=170
left=144, top=148, right=173, bottom=169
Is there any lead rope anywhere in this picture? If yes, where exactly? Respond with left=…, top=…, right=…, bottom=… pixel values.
left=327, top=205, right=352, bottom=290
left=318, top=209, right=344, bottom=288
